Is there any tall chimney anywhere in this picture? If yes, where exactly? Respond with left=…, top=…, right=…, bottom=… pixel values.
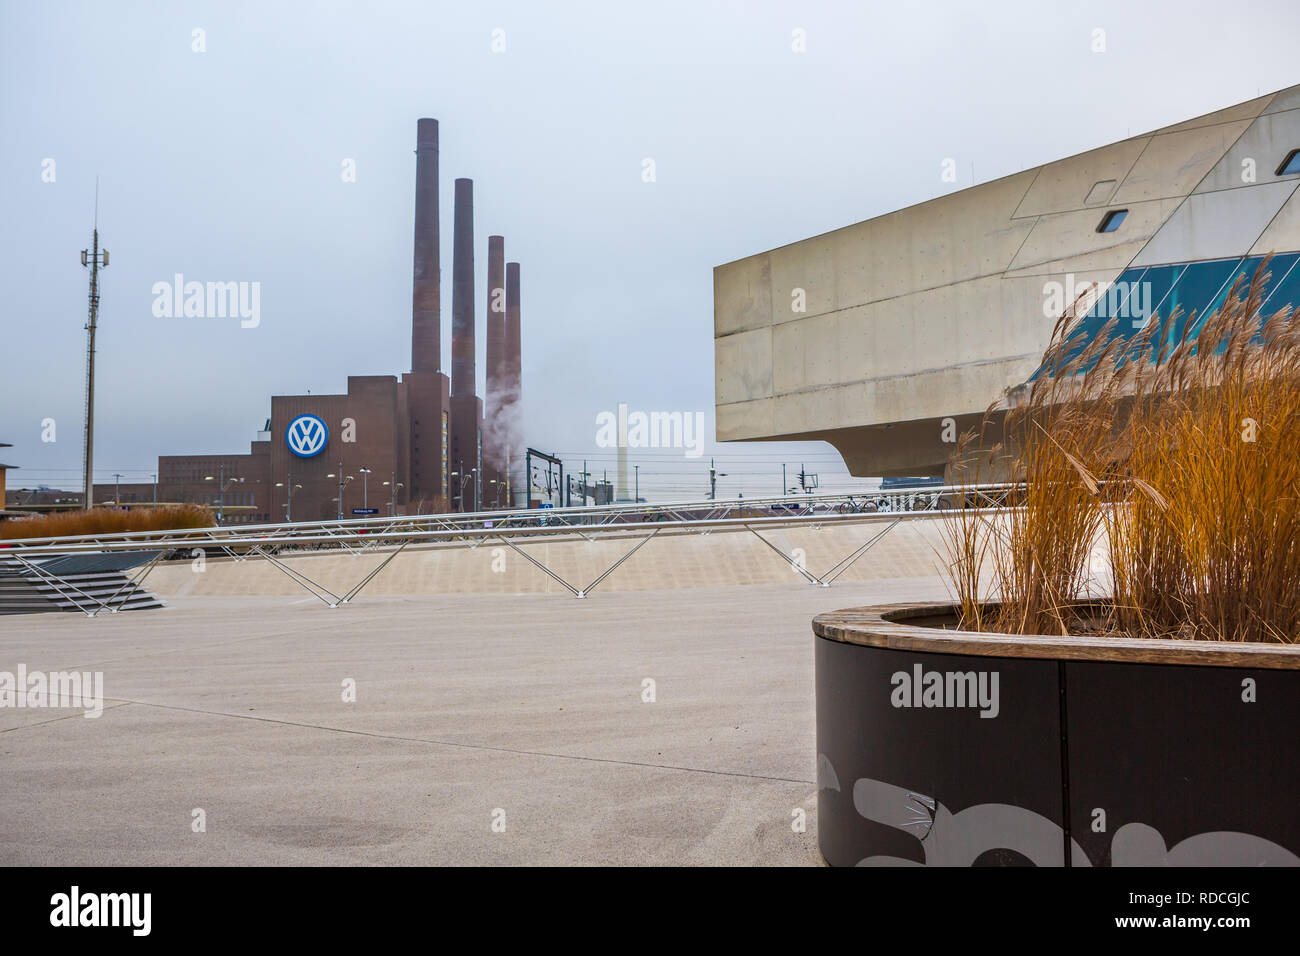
left=451, top=178, right=475, bottom=397
left=485, top=236, right=506, bottom=467
left=506, top=261, right=522, bottom=490
left=411, top=118, right=440, bottom=373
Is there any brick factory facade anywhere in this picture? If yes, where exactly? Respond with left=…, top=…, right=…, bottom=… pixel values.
left=76, top=117, right=522, bottom=524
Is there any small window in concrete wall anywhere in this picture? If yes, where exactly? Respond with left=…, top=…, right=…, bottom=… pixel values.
left=1278, top=149, right=1300, bottom=176
left=1097, top=209, right=1128, bottom=233
left=1085, top=180, right=1117, bottom=206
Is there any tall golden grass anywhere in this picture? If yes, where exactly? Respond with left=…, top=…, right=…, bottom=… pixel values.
left=946, top=257, right=1300, bottom=643
left=0, top=504, right=214, bottom=541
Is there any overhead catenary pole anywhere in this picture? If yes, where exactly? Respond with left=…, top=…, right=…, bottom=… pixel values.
left=525, top=447, right=562, bottom=509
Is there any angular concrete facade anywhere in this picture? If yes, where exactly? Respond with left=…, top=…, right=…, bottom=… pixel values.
left=714, top=85, right=1300, bottom=477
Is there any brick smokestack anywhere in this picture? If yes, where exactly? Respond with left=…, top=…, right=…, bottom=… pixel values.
left=485, top=236, right=506, bottom=468
left=451, top=178, right=475, bottom=398
left=506, top=261, right=522, bottom=484
left=411, top=118, right=440, bottom=373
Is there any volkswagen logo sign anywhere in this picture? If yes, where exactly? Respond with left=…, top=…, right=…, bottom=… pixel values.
left=286, top=414, right=329, bottom=458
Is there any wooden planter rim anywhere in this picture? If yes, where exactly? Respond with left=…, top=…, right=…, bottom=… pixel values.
left=812, top=602, right=1300, bottom=670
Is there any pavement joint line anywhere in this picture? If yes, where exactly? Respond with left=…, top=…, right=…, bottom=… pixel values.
left=61, top=695, right=817, bottom=787
left=0, top=700, right=133, bottom=734
left=0, top=622, right=365, bottom=674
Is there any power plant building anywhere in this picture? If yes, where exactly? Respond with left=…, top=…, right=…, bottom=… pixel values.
left=145, top=118, right=525, bottom=521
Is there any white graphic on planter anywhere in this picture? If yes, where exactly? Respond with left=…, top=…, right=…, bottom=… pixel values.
left=852, top=776, right=1087, bottom=866
left=1110, top=822, right=1299, bottom=867
left=816, top=753, right=841, bottom=792
left=851, top=776, right=1298, bottom=867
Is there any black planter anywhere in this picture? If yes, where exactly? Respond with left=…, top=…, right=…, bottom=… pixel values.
left=813, top=604, right=1300, bottom=867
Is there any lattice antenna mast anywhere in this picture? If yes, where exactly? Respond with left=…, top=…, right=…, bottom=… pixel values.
left=81, top=181, right=109, bottom=509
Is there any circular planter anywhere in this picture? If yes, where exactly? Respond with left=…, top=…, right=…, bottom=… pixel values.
left=813, top=603, right=1300, bottom=867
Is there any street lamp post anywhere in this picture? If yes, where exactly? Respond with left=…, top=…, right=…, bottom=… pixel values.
left=205, top=465, right=244, bottom=525
left=383, top=474, right=404, bottom=516
left=328, top=466, right=354, bottom=520
left=634, top=464, right=639, bottom=504
left=471, top=468, right=479, bottom=512
left=276, top=479, right=302, bottom=522
left=451, top=468, right=472, bottom=512
left=359, top=467, right=371, bottom=511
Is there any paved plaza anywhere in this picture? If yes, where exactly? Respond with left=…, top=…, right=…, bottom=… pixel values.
left=0, top=576, right=947, bottom=865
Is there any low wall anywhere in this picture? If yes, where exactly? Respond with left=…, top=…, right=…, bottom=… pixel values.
left=813, top=604, right=1300, bottom=867
left=146, top=515, right=950, bottom=598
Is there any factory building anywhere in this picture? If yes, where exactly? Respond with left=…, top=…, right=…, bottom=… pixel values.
left=143, top=118, right=525, bottom=521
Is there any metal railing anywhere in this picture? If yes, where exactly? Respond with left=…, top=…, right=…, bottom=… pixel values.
left=1, top=483, right=1020, bottom=555
left=0, top=483, right=1022, bottom=608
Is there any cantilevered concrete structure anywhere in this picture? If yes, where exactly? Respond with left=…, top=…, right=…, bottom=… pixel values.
left=715, top=85, right=1300, bottom=477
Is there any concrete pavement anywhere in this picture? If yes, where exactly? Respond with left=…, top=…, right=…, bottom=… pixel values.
left=0, top=576, right=949, bottom=865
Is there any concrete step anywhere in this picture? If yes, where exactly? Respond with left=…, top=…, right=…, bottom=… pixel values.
left=0, top=555, right=165, bottom=615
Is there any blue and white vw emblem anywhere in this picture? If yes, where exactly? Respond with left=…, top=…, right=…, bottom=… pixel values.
left=286, top=414, right=328, bottom=458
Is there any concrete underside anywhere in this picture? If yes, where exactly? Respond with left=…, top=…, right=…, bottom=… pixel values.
left=0, top=576, right=950, bottom=866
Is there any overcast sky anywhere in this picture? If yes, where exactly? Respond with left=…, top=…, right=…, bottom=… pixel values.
left=3, top=0, right=1298, bottom=501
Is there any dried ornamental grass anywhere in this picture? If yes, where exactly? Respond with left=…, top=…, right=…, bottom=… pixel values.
left=0, top=504, right=215, bottom=540
left=945, top=257, right=1299, bottom=643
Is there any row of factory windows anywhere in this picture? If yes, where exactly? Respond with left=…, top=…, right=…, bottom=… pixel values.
left=203, top=491, right=257, bottom=506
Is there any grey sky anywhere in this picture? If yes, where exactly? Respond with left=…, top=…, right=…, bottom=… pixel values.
left=3, top=0, right=1298, bottom=501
